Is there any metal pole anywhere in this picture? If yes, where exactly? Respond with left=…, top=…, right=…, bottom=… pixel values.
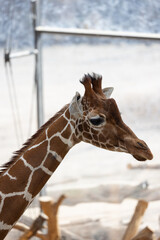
left=33, top=0, right=44, bottom=129
left=31, top=0, right=46, bottom=196
left=36, top=26, right=160, bottom=41
left=9, top=50, right=38, bottom=59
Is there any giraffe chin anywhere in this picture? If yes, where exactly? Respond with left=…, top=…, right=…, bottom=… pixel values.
left=133, top=155, right=148, bottom=161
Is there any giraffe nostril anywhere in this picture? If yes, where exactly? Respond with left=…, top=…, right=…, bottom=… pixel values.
left=137, top=141, right=147, bottom=149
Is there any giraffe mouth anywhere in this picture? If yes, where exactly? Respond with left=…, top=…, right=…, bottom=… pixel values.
left=123, top=136, right=153, bottom=161
left=132, top=147, right=153, bottom=161
left=133, top=155, right=147, bottom=161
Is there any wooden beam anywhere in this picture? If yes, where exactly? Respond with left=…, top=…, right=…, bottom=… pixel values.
left=122, top=200, right=148, bottom=240
left=39, top=195, right=66, bottom=240
left=13, top=222, right=47, bottom=240
left=127, top=163, right=160, bottom=170
left=19, top=213, right=48, bottom=240
left=131, top=227, right=156, bottom=240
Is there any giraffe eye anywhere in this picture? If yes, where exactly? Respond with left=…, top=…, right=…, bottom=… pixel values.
left=89, top=116, right=105, bottom=126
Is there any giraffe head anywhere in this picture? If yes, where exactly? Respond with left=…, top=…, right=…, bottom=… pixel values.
left=69, top=73, right=153, bottom=161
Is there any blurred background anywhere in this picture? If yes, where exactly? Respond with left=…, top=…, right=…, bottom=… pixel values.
left=0, top=0, right=160, bottom=239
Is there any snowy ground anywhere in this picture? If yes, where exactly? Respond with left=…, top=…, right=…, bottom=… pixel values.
left=1, top=43, right=160, bottom=239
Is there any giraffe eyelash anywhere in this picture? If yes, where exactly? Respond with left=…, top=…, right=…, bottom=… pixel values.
left=89, top=115, right=105, bottom=127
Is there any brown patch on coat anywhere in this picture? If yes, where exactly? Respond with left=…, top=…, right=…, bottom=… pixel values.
left=28, top=169, right=50, bottom=197
left=48, top=116, right=68, bottom=138
left=0, top=161, right=31, bottom=194
left=50, top=136, right=69, bottom=159
left=0, top=195, right=28, bottom=225
left=43, top=153, right=60, bottom=173
left=0, top=230, right=9, bottom=239
left=24, top=141, right=48, bottom=168
left=61, top=124, right=71, bottom=139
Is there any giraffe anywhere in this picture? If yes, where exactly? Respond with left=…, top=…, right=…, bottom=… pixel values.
left=0, top=73, right=153, bottom=239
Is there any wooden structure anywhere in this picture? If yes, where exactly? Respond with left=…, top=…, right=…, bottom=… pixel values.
left=13, top=197, right=160, bottom=240
left=39, top=195, right=66, bottom=240
left=127, top=163, right=160, bottom=170
left=132, top=227, right=156, bottom=240
left=13, top=195, right=65, bottom=240
left=122, top=199, right=159, bottom=240
left=122, top=200, right=148, bottom=240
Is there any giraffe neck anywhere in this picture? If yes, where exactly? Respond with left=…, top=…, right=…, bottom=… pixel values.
left=0, top=105, right=79, bottom=238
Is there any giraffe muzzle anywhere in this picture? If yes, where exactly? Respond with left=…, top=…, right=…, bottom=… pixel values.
left=125, top=138, right=153, bottom=161
left=133, top=154, right=153, bottom=161
left=134, top=140, right=153, bottom=161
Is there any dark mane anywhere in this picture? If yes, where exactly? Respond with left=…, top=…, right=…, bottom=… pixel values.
left=0, top=104, right=69, bottom=176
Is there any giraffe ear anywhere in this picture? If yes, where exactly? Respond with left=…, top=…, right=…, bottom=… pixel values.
left=69, top=92, right=83, bottom=117
left=102, top=87, right=114, bottom=98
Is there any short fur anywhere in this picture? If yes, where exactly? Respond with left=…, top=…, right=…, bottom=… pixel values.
left=0, top=104, right=69, bottom=176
